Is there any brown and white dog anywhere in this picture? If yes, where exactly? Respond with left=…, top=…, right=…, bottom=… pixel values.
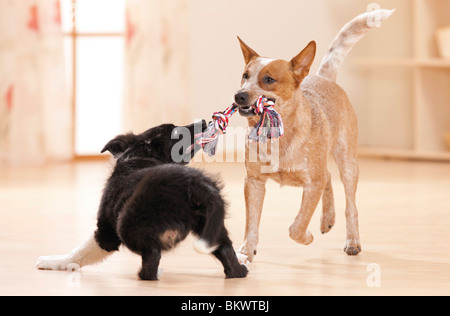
left=234, top=9, right=394, bottom=262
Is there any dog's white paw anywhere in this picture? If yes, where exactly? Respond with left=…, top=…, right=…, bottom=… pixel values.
left=36, top=254, right=73, bottom=271
left=237, top=242, right=257, bottom=262
left=235, top=251, right=249, bottom=265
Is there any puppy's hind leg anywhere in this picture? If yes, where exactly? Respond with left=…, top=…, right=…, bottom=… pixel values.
left=190, top=181, right=247, bottom=278
left=138, top=247, right=162, bottom=281
left=212, top=228, right=249, bottom=279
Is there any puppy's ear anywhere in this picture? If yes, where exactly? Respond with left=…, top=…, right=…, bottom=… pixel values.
left=290, top=41, right=316, bottom=85
left=237, top=36, right=260, bottom=64
left=101, top=133, right=136, bottom=157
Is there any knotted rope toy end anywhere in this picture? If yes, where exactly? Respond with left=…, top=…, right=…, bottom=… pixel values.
left=191, top=105, right=238, bottom=157
left=248, top=96, right=284, bottom=143
left=193, top=96, right=284, bottom=156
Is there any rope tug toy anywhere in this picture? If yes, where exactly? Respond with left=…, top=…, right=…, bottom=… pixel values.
left=193, top=96, right=284, bottom=156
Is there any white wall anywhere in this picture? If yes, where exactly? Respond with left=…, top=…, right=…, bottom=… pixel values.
left=188, top=0, right=368, bottom=126
left=187, top=0, right=407, bottom=150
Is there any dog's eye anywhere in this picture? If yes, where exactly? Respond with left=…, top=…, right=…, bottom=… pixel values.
left=242, top=73, right=249, bottom=80
left=263, top=76, right=276, bottom=84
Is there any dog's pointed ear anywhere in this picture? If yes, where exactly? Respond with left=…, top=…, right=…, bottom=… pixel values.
left=101, top=133, right=136, bottom=158
left=290, top=41, right=316, bottom=84
left=237, top=36, right=260, bottom=64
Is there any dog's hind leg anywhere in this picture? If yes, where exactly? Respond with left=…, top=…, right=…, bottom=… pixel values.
left=289, top=178, right=328, bottom=245
left=321, top=172, right=336, bottom=234
left=36, top=235, right=114, bottom=271
left=336, top=156, right=362, bottom=255
left=333, top=129, right=362, bottom=256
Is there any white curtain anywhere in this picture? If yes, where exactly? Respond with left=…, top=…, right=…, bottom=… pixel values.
left=124, top=0, right=190, bottom=133
left=0, top=0, right=71, bottom=165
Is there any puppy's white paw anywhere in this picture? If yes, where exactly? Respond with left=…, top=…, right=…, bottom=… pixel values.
left=36, top=254, right=72, bottom=271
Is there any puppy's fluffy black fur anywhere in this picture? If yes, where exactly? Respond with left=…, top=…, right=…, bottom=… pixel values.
left=97, top=121, right=248, bottom=280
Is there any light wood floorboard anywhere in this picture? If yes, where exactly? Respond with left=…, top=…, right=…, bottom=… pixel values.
left=1, top=158, right=450, bottom=296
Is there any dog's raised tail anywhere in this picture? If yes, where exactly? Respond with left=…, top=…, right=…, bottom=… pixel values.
left=317, top=9, right=395, bottom=82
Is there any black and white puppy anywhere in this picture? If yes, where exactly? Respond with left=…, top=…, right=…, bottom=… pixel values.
left=36, top=121, right=248, bottom=280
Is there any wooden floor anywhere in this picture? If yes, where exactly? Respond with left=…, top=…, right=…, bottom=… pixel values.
left=1, top=158, right=450, bottom=296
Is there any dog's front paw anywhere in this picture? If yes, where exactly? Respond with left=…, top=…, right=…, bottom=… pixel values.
left=237, top=243, right=257, bottom=262
left=344, top=240, right=362, bottom=256
left=289, top=226, right=314, bottom=245
left=36, top=254, right=72, bottom=271
left=235, top=252, right=249, bottom=265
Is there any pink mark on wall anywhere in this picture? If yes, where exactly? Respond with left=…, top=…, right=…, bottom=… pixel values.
left=54, top=1, right=61, bottom=26
left=126, top=11, right=136, bottom=46
left=5, top=85, right=14, bottom=111
left=27, top=5, right=40, bottom=32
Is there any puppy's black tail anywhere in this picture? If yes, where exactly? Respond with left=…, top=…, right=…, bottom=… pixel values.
left=191, top=180, right=227, bottom=255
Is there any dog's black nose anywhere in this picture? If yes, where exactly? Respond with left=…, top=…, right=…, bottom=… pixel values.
left=235, top=92, right=250, bottom=106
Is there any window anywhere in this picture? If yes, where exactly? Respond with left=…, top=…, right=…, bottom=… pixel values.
left=61, top=0, right=126, bottom=156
